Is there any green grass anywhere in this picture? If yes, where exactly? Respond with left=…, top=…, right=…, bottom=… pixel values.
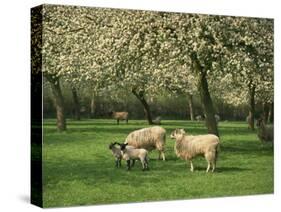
left=42, top=119, right=273, bottom=207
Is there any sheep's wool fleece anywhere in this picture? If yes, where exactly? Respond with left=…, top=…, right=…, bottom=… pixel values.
left=122, top=148, right=147, bottom=160
left=125, top=126, right=166, bottom=151
left=175, top=134, right=219, bottom=160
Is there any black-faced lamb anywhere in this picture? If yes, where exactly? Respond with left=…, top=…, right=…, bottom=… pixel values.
left=118, top=143, right=149, bottom=171
left=110, top=111, right=128, bottom=125
left=170, top=129, right=220, bottom=172
left=125, top=126, right=166, bottom=161
left=256, top=118, right=273, bottom=143
left=108, top=142, right=135, bottom=167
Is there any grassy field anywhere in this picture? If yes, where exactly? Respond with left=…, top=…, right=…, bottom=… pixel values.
left=42, top=119, right=273, bottom=207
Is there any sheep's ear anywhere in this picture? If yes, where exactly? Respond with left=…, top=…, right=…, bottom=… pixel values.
left=180, top=129, right=186, bottom=134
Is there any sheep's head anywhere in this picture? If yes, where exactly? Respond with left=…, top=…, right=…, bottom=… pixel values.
left=109, top=142, right=115, bottom=149
left=109, top=142, right=119, bottom=149
left=170, top=129, right=186, bottom=139
left=119, top=143, right=128, bottom=151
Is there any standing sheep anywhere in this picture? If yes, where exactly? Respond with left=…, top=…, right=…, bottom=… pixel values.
left=256, top=118, right=273, bottom=143
left=195, top=115, right=203, bottom=121
left=110, top=111, right=128, bottom=125
left=108, top=142, right=135, bottom=167
left=170, top=129, right=220, bottom=172
left=215, top=114, right=220, bottom=123
left=153, top=116, right=161, bottom=125
left=118, top=143, right=149, bottom=171
left=125, top=126, right=166, bottom=161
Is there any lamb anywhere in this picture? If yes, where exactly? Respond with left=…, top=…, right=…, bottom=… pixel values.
left=256, top=118, right=274, bottom=143
left=170, top=129, right=220, bottom=173
left=108, top=142, right=135, bottom=167
left=110, top=111, right=128, bottom=125
left=125, top=126, right=166, bottom=161
left=118, top=143, right=149, bottom=171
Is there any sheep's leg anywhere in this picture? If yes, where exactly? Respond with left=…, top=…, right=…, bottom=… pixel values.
left=115, top=159, right=118, bottom=167
left=117, top=119, right=119, bottom=125
left=140, top=158, right=146, bottom=171
left=126, top=160, right=131, bottom=171
left=145, top=156, right=149, bottom=170
left=206, top=161, right=211, bottom=173
left=161, top=152, right=165, bottom=161
left=126, top=119, right=128, bottom=124
left=131, top=159, right=135, bottom=167
left=211, top=161, right=216, bottom=172
left=118, top=159, right=121, bottom=167
left=189, top=160, right=194, bottom=172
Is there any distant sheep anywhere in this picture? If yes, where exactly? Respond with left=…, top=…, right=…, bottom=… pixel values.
left=153, top=116, right=161, bottom=125
left=170, top=129, right=220, bottom=172
left=256, top=118, right=273, bottom=143
left=108, top=142, right=135, bottom=167
left=125, top=126, right=166, bottom=161
left=215, top=114, right=220, bottom=122
left=195, top=115, right=203, bottom=121
left=110, top=111, right=128, bottom=125
left=118, top=143, right=149, bottom=171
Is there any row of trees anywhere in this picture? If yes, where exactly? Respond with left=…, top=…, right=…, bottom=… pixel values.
left=31, top=5, right=274, bottom=136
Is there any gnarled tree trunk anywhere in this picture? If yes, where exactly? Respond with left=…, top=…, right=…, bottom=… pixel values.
left=188, top=94, right=194, bottom=121
left=132, top=89, right=153, bottom=125
left=248, top=82, right=256, bottom=130
left=90, top=94, right=96, bottom=119
left=47, top=76, right=66, bottom=131
left=193, top=58, right=219, bottom=136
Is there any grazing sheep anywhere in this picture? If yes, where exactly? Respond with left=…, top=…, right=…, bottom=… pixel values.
left=256, top=118, right=274, bottom=143
left=170, top=129, right=220, bottom=173
left=110, top=111, right=128, bottom=125
left=196, top=115, right=203, bottom=121
left=108, top=142, right=135, bottom=167
left=125, top=126, right=166, bottom=161
left=153, top=116, right=161, bottom=125
left=118, top=143, right=149, bottom=171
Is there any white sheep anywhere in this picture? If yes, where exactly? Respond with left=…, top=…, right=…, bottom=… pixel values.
left=170, top=129, right=220, bottom=172
left=118, top=143, right=149, bottom=171
left=153, top=116, right=161, bottom=125
left=110, top=111, right=129, bottom=125
left=125, top=126, right=166, bottom=161
left=215, top=114, right=220, bottom=122
left=108, top=142, right=135, bottom=167
left=256, top=118, right=273, bottom=143
left=195, top=115, right=203, bottom=121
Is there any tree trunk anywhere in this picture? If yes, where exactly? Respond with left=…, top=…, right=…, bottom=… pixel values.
left=263, top=102, right=270, bottom=124
left=71, top=87, right=80, bottom=120
left=268, top=102, right=274, bottom=123
left=90, top=94, right=96, bottom=119
left=188, top=94, right=194, bottom=121
left=48, top=77, right=66, bottom=131
left=132, top=89, right=153, bottom=125
left=248, top=82, right=256, bottom=130
left=194, top=60, right=219, bottom=136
